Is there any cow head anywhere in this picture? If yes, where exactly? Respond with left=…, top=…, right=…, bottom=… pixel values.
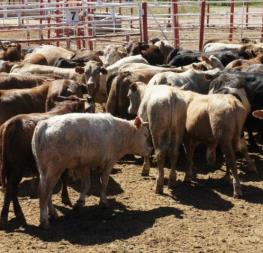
left=0, top=60, right=13, bottom=73
left=127, top=81, right=146, bottom=115
left=131, top=116, right=152, bottom=157
left=0, top=43, right=22, bottom=61
left=141, top=45, right=164, bottom=65
left=102, top=45, right=127, bottom=66
left=127, top=41, right=149, bottom=56
left=75, top=61, right=107, bottom=98
left=194, top=55, right=224, bottom=71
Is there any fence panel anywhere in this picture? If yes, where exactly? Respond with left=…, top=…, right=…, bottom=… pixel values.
left=0, top=1, right=262, bottom=50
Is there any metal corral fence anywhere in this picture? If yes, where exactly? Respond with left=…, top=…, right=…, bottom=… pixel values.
left=0, top=0, right=262, bottom=50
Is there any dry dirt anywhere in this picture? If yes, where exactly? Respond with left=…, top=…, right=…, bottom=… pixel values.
left=0, top=141, right=263, bottom=253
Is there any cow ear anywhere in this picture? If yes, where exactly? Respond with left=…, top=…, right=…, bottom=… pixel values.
left=192, top=63, right=198, bottom=69
left=75, top=66, right=85, bottom=74
left=252, top=110, right=263, bottom=119
left=16, top=44, right=21, bottom=51
left=118, top=47, right=127, bottom=56
left=100, top=68, right=107, bottom=75
left=95, top=50, right=104, bottom=56
left=130, top=83, right=137, bottom=92
left=134, top=116, right=142, bottom=128
left=198, top=55, right=209, bottom=63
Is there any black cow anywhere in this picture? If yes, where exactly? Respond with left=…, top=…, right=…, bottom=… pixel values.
left=209, top=72, right=263, bottom=146
left=53, top=58, right=84, bottom=68
left=167, top=48, right=254, bottom=67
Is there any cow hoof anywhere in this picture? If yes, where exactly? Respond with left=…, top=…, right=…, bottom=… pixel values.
left=62, top=196, right=73, bottom=207
left=49, top=208, right=58, bottom=221
left=73, top=200, right=85, bottom=211
left=183, top=176, right=192, bottom=183
left=155, top=186, right=163, bottom=195
left=141, top=170, right=149, bottom=177
left=16, top=215, right=26, bottom=226
left=221, top=174, right=232, bottom=185
left=233, top=189, right=243, bottom=199
left=168, top=179, right=177, bottom=189
left=233, top=193, right=242, bottom=199
left=0, top=219, right=7, bottom=230
left=247, top=160, right=257, bottom=173
left=40, top=221, right=50, bottom=230
left=99, top=201, right=109, bottom=208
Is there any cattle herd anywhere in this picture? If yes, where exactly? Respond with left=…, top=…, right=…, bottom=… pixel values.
left=0, top=38, right=262, bottom=230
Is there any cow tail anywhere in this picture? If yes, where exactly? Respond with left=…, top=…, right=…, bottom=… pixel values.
left=1, top=121, right=17, bottom=190
left=31, top=122, right=47, bottom=176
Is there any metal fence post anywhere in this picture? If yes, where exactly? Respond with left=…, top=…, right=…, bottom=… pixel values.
left=229, top=0, right=235, bottom=41
left=171, top=0, right=179, bottom=48
left=142, top=1, right=148, bottom=43
left=199, top=0, right=206, bottom=51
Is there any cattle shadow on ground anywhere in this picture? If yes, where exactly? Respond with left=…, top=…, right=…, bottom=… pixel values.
left=16, top=200, right=183, bottom=245
left=197, top=178, right=263, bottom=204
left=18, top=171, right=124, bottom=199
left=170, top=180, right=234, bottom=211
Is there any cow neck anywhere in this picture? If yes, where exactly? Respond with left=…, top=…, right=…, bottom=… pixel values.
left=114, top=119, right=137, bottom=159
left=225, top=87, right=251, bottom=113
left=33, top=83, right=50, bottom=102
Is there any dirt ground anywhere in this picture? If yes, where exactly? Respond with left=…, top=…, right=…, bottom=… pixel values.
left=0, top=4, right=263, bottom=252
left=0, top=140, right=263, bottom=252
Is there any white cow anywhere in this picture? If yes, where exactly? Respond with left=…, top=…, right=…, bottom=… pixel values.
left=128, top=83, right=187, bottom=194
left=100, top=45, right=128, bottom=66
left=32, top=113, right=152, bottom=229
left=203, top=42, right=243, bottom=53
left=148, top=68, right=221, bottom=94
left=31, top=45, right=74, bottom=65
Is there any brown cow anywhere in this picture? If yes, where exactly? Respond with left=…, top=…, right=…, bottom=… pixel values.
left=127, top=42, right=164, bottom=65
left=106, top=72, right=146, bottom=119
left=0, top=43, right=22, bottom=61
left=0, top=79, right=89, bottom=125
left=226, top=53, right=263, bottom=70
left=23, top=53, right=48, bottom=65
left=0, top=98, right=88, bottom=229
left=0, top=73, right=46, bottom=90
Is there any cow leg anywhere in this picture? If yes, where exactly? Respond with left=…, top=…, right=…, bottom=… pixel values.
left=39, top=169, right=61, bottom=229
left=141, top=156, right=150, bottom=176
left=155, top=148, right=166, bottom=194
left=247, top=129, right=257, bottom=147
left=0, top=184, right=12, bottom=229
left=60, top=170, right=72, bottom=207
left=238, top=138, right=257, bottom=173
left=168, top=131, right=183, bottom=189
left=74, top=169, right=91, bottom=209
left=183, top=137, right=196, bottom=182
left=48, top=197, right=58, bottom=220
left=221, top=143, right=242, bottom=198
left=206, top=144, right=217, bottom=167
left=99, top=164, right=112, bottom=207
left=12, top=184, right=26, bottom=225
